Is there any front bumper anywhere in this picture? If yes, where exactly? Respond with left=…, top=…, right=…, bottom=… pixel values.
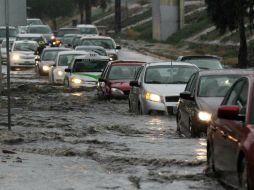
left=143, top=100, right=178, bottom=115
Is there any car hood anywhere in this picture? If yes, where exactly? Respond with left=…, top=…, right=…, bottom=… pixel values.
left=196, top=97, right=224, bottom=113
left=110, top=80, right=130, bottom=91
left=106, top=49, right=117, bottom=54
left=40, top=60, right=55, bottom=65
left=12, top=51, right=35, bottom=55
left=144, top=84, right=186, bottom=96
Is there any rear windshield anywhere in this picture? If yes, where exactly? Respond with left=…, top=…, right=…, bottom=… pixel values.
left=183, top=58, right=223, bottom=70
left=73, top=59, right=108, bottom=72
left=145, top=65, right=198, bottom=84
left=79, top=27, right=98, bottom=35
left=108, top=65, right=142, bottom=80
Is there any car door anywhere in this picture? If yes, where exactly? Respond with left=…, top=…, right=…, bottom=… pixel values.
left=130, top=66, right=144, bottom=113
left=213, top=79, right=247, bottom=184
left=180, top=73, right=198, bottom=132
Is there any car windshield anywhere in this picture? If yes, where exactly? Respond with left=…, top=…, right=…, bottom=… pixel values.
left=58, top=54, right=83, bottom=66
left=73, top=59, right=108, bottom=72
left=145, top=65, right=197, bottom=84
left=58, top=29, right=79, bottom=37
left=16, top=36, right=45, bottom=43
left=41, top=51, right=59, bottom=61
left=62, top=37, right=74, bottom=45
left=108, top=65, right=142, bottom=80
left=27, top=19, right=43, bottom=25
left=80, top=39, right=115, bottom=49
left=28, top=26, right=52, bottom=34
left=198, top=75, right=238, bottom=97
left=79, top=27, right=97, bottom=35
left=183, top=58, right=223, bottom=69
left=0, top=28, right=17, bottom=37
left=13, top=42, right=37, bottom=51
left=75, top=47, right=107, bottom=56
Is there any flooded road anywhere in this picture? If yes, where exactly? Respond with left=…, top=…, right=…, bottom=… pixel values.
left=0, top=48, right=224, bottom=190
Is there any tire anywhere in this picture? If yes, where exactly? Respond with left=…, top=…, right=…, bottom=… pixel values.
left=206, top=142, right=215, bottom=174
left=189, top=119, right=199, bottom=138
left=239, top=159, right=248, bottom=190
left=138, top=102, right=143, bottom=115
left=176, top=112, right=181, bottom=132
left=64, top=78, right=69, bottom=87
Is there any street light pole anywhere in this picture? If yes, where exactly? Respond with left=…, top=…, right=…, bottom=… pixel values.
left=5, top=0, right=11, bottom=131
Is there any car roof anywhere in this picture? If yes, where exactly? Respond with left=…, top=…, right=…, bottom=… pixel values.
left=14, top=40, right=38, bottom=44
left=77, top=24, right=97, bottom=28
left=57, top=50, right=88, bottom=56
left=198, top=69, right=254, bottom=76
left=146, top=61, right=199, bottom=68
left=75, top=45, right=106, bottom=50
left=110, top=60, right=146, bottom=65
left=178, top=55, right=221, bottom=60
left=80, top=35, right=113, bottom=40
left=17, top=33, right=43, bottom=37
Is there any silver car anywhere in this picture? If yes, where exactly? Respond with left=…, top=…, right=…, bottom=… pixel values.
left=1, top=39, right=15, bottom=64
left=129, top=62, right=199, bottom=115
left=10, top=40, right=38, bottom=70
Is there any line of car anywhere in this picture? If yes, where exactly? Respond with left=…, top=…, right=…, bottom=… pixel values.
left=1, top=18, right=254, bottom=190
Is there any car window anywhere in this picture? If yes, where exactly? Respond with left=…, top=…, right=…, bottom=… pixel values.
left=58, top=54, right=83, bottom=66
left=0, top=28, right=17, bottom=37
left=108, top=65, right=142, bottom=80
left=185, top=73, right=196, bottom=92
left=144, top=65, right=197, bottom=84
left=72, top=59, right=108, bottom=72
left=42, top=51, right=58, bottom=61
left=13, top=42, right=38, bottom=51
left=183, top=58, right=223, bottom=69
left=224, top=79, right=245, bottom=105
left=80, top=39, right=115, bottom=49
left=28, top=26, right=52, bottom=34
left=189, top=73, right=198, bottom=96
left=198, top=75, right=238, bottom=97
left=79, top=27, right=98, bottom=35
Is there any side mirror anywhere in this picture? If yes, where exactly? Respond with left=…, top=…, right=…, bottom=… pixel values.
left=180, top=91, right=193, bottom=100
left=65, top=68, right=71, bottom=73
left=217, top=105, right=245, bottom=121
left=116, top=45, right=121, bottom=50
left=129, top=80, right=140, bottom=87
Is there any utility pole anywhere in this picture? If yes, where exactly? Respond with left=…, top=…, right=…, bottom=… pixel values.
left=85, top=0, right=91, bottom=24
left=0, top=47, right=2, bottom=94
left=115, top=0, right=121, bottom=33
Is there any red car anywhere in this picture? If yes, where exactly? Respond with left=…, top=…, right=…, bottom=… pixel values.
left=207, top=75, right=254, bottom=190
left=97, top=60, right=145, bottom=99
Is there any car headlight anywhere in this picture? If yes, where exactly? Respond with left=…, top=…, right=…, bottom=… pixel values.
left=12, top=54, right=20, bottom=61
left=57, top=70, right=64, bottom=76
left=145, top=91, right=161, bottom=102
left=111, top=88, right=124, bottom=95
left=71, top=77, right=82, bottom=84
left=198, top=111, right=212, bottom=122
left=42, top=65, right=50, bottom=71
left=108, top=54, right=116, bottom=61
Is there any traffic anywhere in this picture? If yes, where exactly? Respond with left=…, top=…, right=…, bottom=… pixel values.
left=0, top=16, right=254, bottom=190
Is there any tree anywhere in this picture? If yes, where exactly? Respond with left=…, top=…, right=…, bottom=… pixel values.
left=27, top=0, right=75, bottom=30
left=75, top=0, right=111, bottom=24
left=205, top=0, right=254, bottom=68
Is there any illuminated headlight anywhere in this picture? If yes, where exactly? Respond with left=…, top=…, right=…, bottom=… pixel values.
left=57, top=70, right=64, bottom=76
left=108, top=54, right=116, bottom=61
left=12, top=54, right=20, bottom=61
left=111, top=88, right=124, bottom=95
left=145, top=91, right=161, bottom=102
left=198, top=111, right=212, bottom=122
left=51, top=35, right=56, bottom=40
left=71, top=78, right=82, bottom=84
left=42, top=65, right=50, bottom=71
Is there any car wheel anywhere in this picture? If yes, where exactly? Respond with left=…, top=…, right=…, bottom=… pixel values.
left=189, top=119, right=198, bottom=138
left=64, top=78, right=69, bottom=87
left=138, top=102, right=143, bottom=115
left=128, top=100, right=132, bottom=113
left=176, top=112, right=181, bottom=132
left=239, top=159, right=248, bottom=190
left=206, top=142, right=215, bottom=174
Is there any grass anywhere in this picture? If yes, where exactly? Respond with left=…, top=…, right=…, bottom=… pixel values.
left=166, top=18, right=212, bottom=45
left=199, top=29, right=222, bottom=41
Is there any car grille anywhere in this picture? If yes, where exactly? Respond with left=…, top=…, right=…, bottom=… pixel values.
left=165, top=96, right=179, bottom=102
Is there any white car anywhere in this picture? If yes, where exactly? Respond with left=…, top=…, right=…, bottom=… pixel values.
left=48, top=51, right=88, bottom=84
left=79, top=36, right=121, bottom=61
left=129, top=62, right=199, bottom=115
left=10, top=40, right=38, bottom=70
left=1, top=38, right=15, bottom=64
left=64, top=53, right=109, bottom=88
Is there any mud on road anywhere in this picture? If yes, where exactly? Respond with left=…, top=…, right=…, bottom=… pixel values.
left=0, top=69, right=225, bottom=190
